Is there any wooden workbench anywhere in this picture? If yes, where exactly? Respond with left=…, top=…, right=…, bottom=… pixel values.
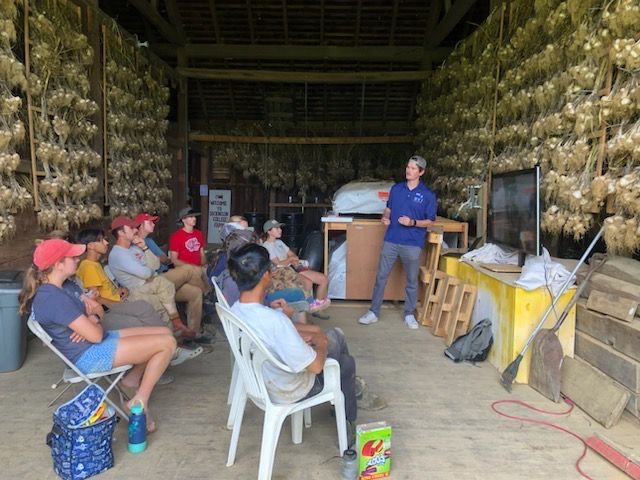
left=323, top=216, right=468, bottom=301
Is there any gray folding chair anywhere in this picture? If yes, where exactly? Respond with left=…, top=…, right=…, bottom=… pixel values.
left=27, top=315, right=132, bottom=420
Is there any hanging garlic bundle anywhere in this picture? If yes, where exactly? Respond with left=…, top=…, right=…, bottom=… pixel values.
left=613, top=169, right=640, bottom=215
left=602, top=0, right=640, bottom=39
left=607, top=121, right=640, bottom=164
left=0, top=0, right=31, bottom=242
left=29, top=1, right=101, bottom=232
left=601, top=80, right=639, bottom=122
left=603, top=215, right=640, bottom=254
left=583, top=28, right=612, bottom=60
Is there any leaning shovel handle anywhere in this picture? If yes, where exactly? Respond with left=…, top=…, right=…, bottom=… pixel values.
left=520, top=227, right=604, bottom=355
left=549, top=254, right=607, bottom=332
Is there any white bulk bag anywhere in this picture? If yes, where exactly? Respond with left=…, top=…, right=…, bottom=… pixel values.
left=332, top=181, right=393, bottom=214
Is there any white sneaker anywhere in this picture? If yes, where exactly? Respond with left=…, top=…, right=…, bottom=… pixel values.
left=359, top=310, right=378, bottom=325
left=404, top=314, right=419, bottom=330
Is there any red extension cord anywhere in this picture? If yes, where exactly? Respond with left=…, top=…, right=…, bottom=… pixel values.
left=491, top=397, right=594, bottom=480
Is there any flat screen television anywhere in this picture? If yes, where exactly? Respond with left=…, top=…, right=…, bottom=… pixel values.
left=488, top=166, right=541, bottom=257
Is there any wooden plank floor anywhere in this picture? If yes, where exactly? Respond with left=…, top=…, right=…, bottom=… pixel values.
left=1, top=305, right=637, bottom=479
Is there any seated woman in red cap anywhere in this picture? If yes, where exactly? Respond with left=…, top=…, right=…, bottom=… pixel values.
left=19, top=239, right=176, bottom=432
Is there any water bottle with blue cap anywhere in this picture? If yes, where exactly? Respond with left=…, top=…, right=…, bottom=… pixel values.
left=128, top=400, right=147, bottom=453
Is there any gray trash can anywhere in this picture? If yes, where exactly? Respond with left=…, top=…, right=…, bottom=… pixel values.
left=0, top=270, right=26, bottom=372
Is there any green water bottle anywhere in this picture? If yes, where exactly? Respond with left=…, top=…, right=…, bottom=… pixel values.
left=128, top=400, right=147, bottom=453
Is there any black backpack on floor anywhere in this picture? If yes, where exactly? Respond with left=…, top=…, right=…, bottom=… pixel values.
left=444, top=319, right=493, bottom=363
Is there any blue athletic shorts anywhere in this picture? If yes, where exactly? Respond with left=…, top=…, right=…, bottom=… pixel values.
left=75, top=331, right=120, bottom=374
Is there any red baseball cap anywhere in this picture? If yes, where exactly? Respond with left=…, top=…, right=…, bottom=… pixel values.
left=134, top=212, right=159, bottom=224
left=33, top=239, right=86, bottom=270
left=110, top=216, right=140, bottom=230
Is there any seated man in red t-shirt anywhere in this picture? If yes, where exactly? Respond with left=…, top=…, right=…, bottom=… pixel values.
left=169, top=208, right=207, bottom=270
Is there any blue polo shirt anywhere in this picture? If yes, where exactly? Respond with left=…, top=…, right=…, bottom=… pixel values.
left=384, top=181, right=437, bottom=248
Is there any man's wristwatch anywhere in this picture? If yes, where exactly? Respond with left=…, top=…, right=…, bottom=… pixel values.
left=411, top=219, right=417, bottom=226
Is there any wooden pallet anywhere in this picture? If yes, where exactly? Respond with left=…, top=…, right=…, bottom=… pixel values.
left=445, top=284, right=478, bottom=346
left=417, top=231, right=444, bottom=326
left=420, top=270, right=447, bottom=327
left=432, top=276, right=462, bottom=337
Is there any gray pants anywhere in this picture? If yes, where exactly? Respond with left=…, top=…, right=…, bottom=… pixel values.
left=304, top=327, right=357, bottom=422
left=370, top=241, right=421, bottom=316
left=102, top=300, right=165, bottom=330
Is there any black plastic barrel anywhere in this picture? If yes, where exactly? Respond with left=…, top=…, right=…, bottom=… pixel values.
left=244, top=212, right=267, bottom=233
left=280, top=212, right=305, bottom=250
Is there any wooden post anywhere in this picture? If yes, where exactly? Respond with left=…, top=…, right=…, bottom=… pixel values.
left=23, top=0, right=39, bottom=211
left=176, top=48, right=188, bottom=213
left=102, top=24, right=109, bottom=204
left=596, top=56, right=614, bottom=177
left=84, top=4, right=105, bottom=206
left=200, top=146, right=210, bottom=237
left=488, top=2, right=506, bottom=174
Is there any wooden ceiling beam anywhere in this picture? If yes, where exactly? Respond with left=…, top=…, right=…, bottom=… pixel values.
left=126, top=0, right=183, bottom=44
left=177, top=67, right=431, bottom=83
left=208, top=0, right=222, bottom=43
left=188, top=133, right=414, bottom=144
left=152, top=43, right=451, bottom=62
left=427, top=0, right=478, bottom=47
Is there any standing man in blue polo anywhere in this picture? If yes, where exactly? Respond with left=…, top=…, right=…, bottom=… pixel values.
left=359, top=155, right=437, bottom=329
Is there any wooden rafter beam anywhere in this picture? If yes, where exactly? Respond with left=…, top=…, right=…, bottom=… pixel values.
left=282, top=0, right=288, bottom=43
left=427, top=0, right=478, bottom=47
left=246, top=0, right=255, bottom=43
left=390, top=0, right=400, bottom=45
left=164, top=0, right=185, bottom=38
left=320, top=0, right=325, bottom=44
left=355, top=0, right=362, bottom=46
left=208, top=0, right=222, bottom=43
left=188, top=134, right=414, bottom=144
left=177, top=67, right=431, bottom=83
left=126, top=0, right=183, bottom=44
left=195, top=79, right=209, bottom=119
left=152, top=43, right=451, bottom=62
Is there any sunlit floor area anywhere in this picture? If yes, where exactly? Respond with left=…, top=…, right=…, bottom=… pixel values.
left=1, top=304, right=637, bottom=480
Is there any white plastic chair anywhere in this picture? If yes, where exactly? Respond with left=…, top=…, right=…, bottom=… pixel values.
left=214, top=278, right=312, bottom=431
left=27, top=315, right=132, bottom=420
left=211, top=278, right=239, bottom=426
left=216, top=303, right=347, bottom=480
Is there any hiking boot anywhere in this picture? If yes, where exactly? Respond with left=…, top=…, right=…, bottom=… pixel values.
left=193, top=332, right=216, bottom=345
left=404, top=314, right=419, bottom=330
left=358, top=310, right=378, bottom=325
left=309, top=298, right=331, bottom=312
left=358, top=390, right=388, bottom=411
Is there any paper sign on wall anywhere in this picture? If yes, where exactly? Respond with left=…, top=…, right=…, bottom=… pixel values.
left=207, top=189, right=231, bottom=244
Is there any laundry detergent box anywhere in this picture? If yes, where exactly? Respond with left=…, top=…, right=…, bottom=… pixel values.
left=356, top=421, right=392, bottom=479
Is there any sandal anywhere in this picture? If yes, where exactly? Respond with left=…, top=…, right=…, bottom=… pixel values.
left=170, top=346, right=204, bottom=367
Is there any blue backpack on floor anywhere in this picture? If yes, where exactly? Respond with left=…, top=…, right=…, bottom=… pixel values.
left=47, top=384, right=118, bottom=480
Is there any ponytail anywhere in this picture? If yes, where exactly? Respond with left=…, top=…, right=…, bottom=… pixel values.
left=18, top=265, right=50, bottom=315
